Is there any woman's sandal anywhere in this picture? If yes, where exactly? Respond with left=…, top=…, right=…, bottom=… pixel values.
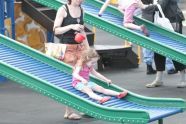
left=64, top=113, right=81, bottom=120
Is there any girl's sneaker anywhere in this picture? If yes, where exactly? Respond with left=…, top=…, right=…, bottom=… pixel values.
left=117, top=91, right=128, bottom=99
left=99, top=96, right=111, bottom=104
left=141, top=25, right=149, bottom=37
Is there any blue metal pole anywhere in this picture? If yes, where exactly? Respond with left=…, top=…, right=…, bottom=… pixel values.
left=0, top=0, right=7, bottom=83
left=0, top=76, right=7, bottom=83
left=0, top=0, right=5, bottom=35
left=47, top=31, right=54, bottom=43
left=6, top=0, right=15, bottom=39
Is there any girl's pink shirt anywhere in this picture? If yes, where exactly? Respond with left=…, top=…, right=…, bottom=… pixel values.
left=72, top=65, right=93, bottom=87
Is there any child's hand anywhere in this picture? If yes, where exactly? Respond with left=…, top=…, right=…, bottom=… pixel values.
left=106, top=79, right=112, bottom=86
left=82, top=79, right=88, bottom=85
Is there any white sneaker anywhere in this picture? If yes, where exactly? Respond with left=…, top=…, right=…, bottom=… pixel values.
left=146, top=81, right=163, bottom=88
left=64, top=113, right=81, bottom=120
left=177, top=82, right=186, bottom=88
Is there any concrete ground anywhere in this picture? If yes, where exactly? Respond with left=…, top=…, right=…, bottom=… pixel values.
left=0, top=2, right=186, bottom=124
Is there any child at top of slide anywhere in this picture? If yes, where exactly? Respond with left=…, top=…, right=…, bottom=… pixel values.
left=118, top=0, right=150, bottom=36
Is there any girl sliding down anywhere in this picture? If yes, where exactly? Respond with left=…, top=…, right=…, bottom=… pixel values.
left=118, top=0, right=150, bottom=36
left=72, top=48, right=128, bottom=104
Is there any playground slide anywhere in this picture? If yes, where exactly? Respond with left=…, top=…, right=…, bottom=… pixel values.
left=32, top=0, right=186, bottom=65
left=0, top=34, right=186, bottom=124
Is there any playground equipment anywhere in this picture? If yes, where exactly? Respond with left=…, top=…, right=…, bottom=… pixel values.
left=0, top=34, right=186, bottom=124
left=21, top=0, right=95, bottom=45
left=0, top=0, right=15, bottom=81
left=95, top=45, right=138, bottom=70
left=0, top=0, right=15, bottom=39
left=31, top=0, right=186, bottom=65
left=21, top=0, right=138, bottom=70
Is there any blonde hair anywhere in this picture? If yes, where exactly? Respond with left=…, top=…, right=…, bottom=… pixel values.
left=81, top=48, right=100, bottom=63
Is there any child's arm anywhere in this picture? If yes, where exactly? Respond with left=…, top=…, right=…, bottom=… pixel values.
left=72, top=66, right=88, bottom=84
left=91, top=68, right=112, bottom=84
left=98, top=0, right=111, bottom=16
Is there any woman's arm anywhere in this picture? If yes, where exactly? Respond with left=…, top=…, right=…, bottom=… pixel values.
left=80, top=31, right=90, bottom=49
left=53, top=6, right=84, bottom=35
left=53, top=6, right=72, bottom=35
left=79, top=9, right=90, bottom=49
left=137, top=0, right=149, bottom=9
left=142, top=4, right=158, bottom=11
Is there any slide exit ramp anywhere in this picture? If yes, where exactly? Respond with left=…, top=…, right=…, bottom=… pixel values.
left=0, top=34, right=186, bottom=124
left=32, top=0, right=186, bottom=65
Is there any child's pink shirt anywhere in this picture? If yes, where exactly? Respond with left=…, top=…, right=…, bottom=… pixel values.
left=118, top=0, right=139, bottom=23
left=72, top=65, right=93, bottom=87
